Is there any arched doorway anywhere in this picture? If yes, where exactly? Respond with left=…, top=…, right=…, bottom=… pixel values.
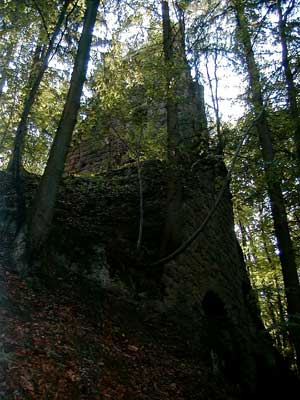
left=202, top=290, right=239, bottom=381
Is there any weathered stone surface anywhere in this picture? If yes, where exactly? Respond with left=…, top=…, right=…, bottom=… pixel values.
left=41, top=159, right=280, bottom=395
left=65, top=134, right=130, bottom=175
left=0, top=158, right=286, bottom=397
left=65, top=71, right=208, bottom=175
left=0, top=173, right=16, bottom=234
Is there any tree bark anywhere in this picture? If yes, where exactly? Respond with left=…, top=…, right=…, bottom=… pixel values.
left=8, top=0, right=71, bottom=178
left=234, top=0, right=300, bottom=371
left=28, top=0, right=99, bottom=252
left=7, top=0, right=72, bottom=232
left=205, top=49, right=223, bottom=155
left=160, top=0, right=183, bottom=256
left=276, top=0, right=300, bottom=179
left=259, top=207, right=290, bottom=352
left=161, top=0, right=179, bottom=160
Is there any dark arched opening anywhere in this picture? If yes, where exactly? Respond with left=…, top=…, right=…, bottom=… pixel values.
left=202, top=290, right=240, bottom=382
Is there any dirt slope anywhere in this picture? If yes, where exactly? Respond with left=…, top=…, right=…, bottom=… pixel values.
left=0, top=259, right=241, bottom=400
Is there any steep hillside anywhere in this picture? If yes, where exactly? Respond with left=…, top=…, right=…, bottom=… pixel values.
left=0, top=259, right=242, bottom=400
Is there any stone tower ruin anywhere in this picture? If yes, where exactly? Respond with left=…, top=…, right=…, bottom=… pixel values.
left=61, top=69, right=283, bottom=397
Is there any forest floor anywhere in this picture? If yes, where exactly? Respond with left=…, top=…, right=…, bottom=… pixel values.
left=0, top=258, right=239, bottom=400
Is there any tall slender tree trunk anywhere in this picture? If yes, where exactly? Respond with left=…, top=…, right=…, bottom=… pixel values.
left=7, top=0, right=71, bottom=232
left=160, top=0, right=183, bottom=256
left=274, top=274, right=290, bottom=352
left=28, top=0, right=99, bottom=253
left=9, top=37, right=47, bottom=230
left=264, top=282, right=282, bottom=350
left=8, top=0, right=71, bottom=178
left=161, top=0, right=179, bottom=161
left=245, top=225, right=260, bottom=269
left=277, top=0, right=300, bottom=178
left=237, top=220, right=251, bottom=270
left=234, top=0, right=300, bottom=371
left=205, top=49, right=223, bottom=155
left=259, top=207, right=291, bottom=352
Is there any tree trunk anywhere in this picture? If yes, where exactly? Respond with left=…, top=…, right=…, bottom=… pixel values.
left=277, top=0, right=300, bottom=179
left=8, top=0, right=71, bottom=178
left=259, top=207, right=290, bottom=352
left=273, top=274, right=290, bottom=352
left=7, top=0, right=71, bottom=232
left=238, top=220, right=251, bottom=267
left=234, top=0, right=300, bottom=371
left=264, top=281, right=282, bottom=350
left=28, top=0, right=99, bottom=252
left=205, top=49, right=223, bottom=155
left=160, top=0, right=183, bottom=256
left=161, top=0, right=179, bottom=160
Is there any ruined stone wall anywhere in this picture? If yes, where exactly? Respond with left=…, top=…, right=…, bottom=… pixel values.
left=0, top=157, right=283, bottom=397
left=159, top=159, right=267, bottom=391
left=65, top=75, right=208, bottom=175
left=162, top=159, right=250, bottom=323
left=45, top=158, right=278, bottom=396
left=65, top=133, right=130, bottom=175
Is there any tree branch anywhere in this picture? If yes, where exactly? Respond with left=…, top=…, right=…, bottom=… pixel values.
left=31, top=0, right=50, bottom=40
left=49, top=0, right=78, bottom=64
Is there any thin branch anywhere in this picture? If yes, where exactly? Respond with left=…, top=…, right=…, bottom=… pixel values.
left=251, top=3, right=274, bottom=47
left=31, top=0, right=50, bottom=40
left=283, top=0, right=296, bottom=24
left=49, top=0, right=78, bottom=64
